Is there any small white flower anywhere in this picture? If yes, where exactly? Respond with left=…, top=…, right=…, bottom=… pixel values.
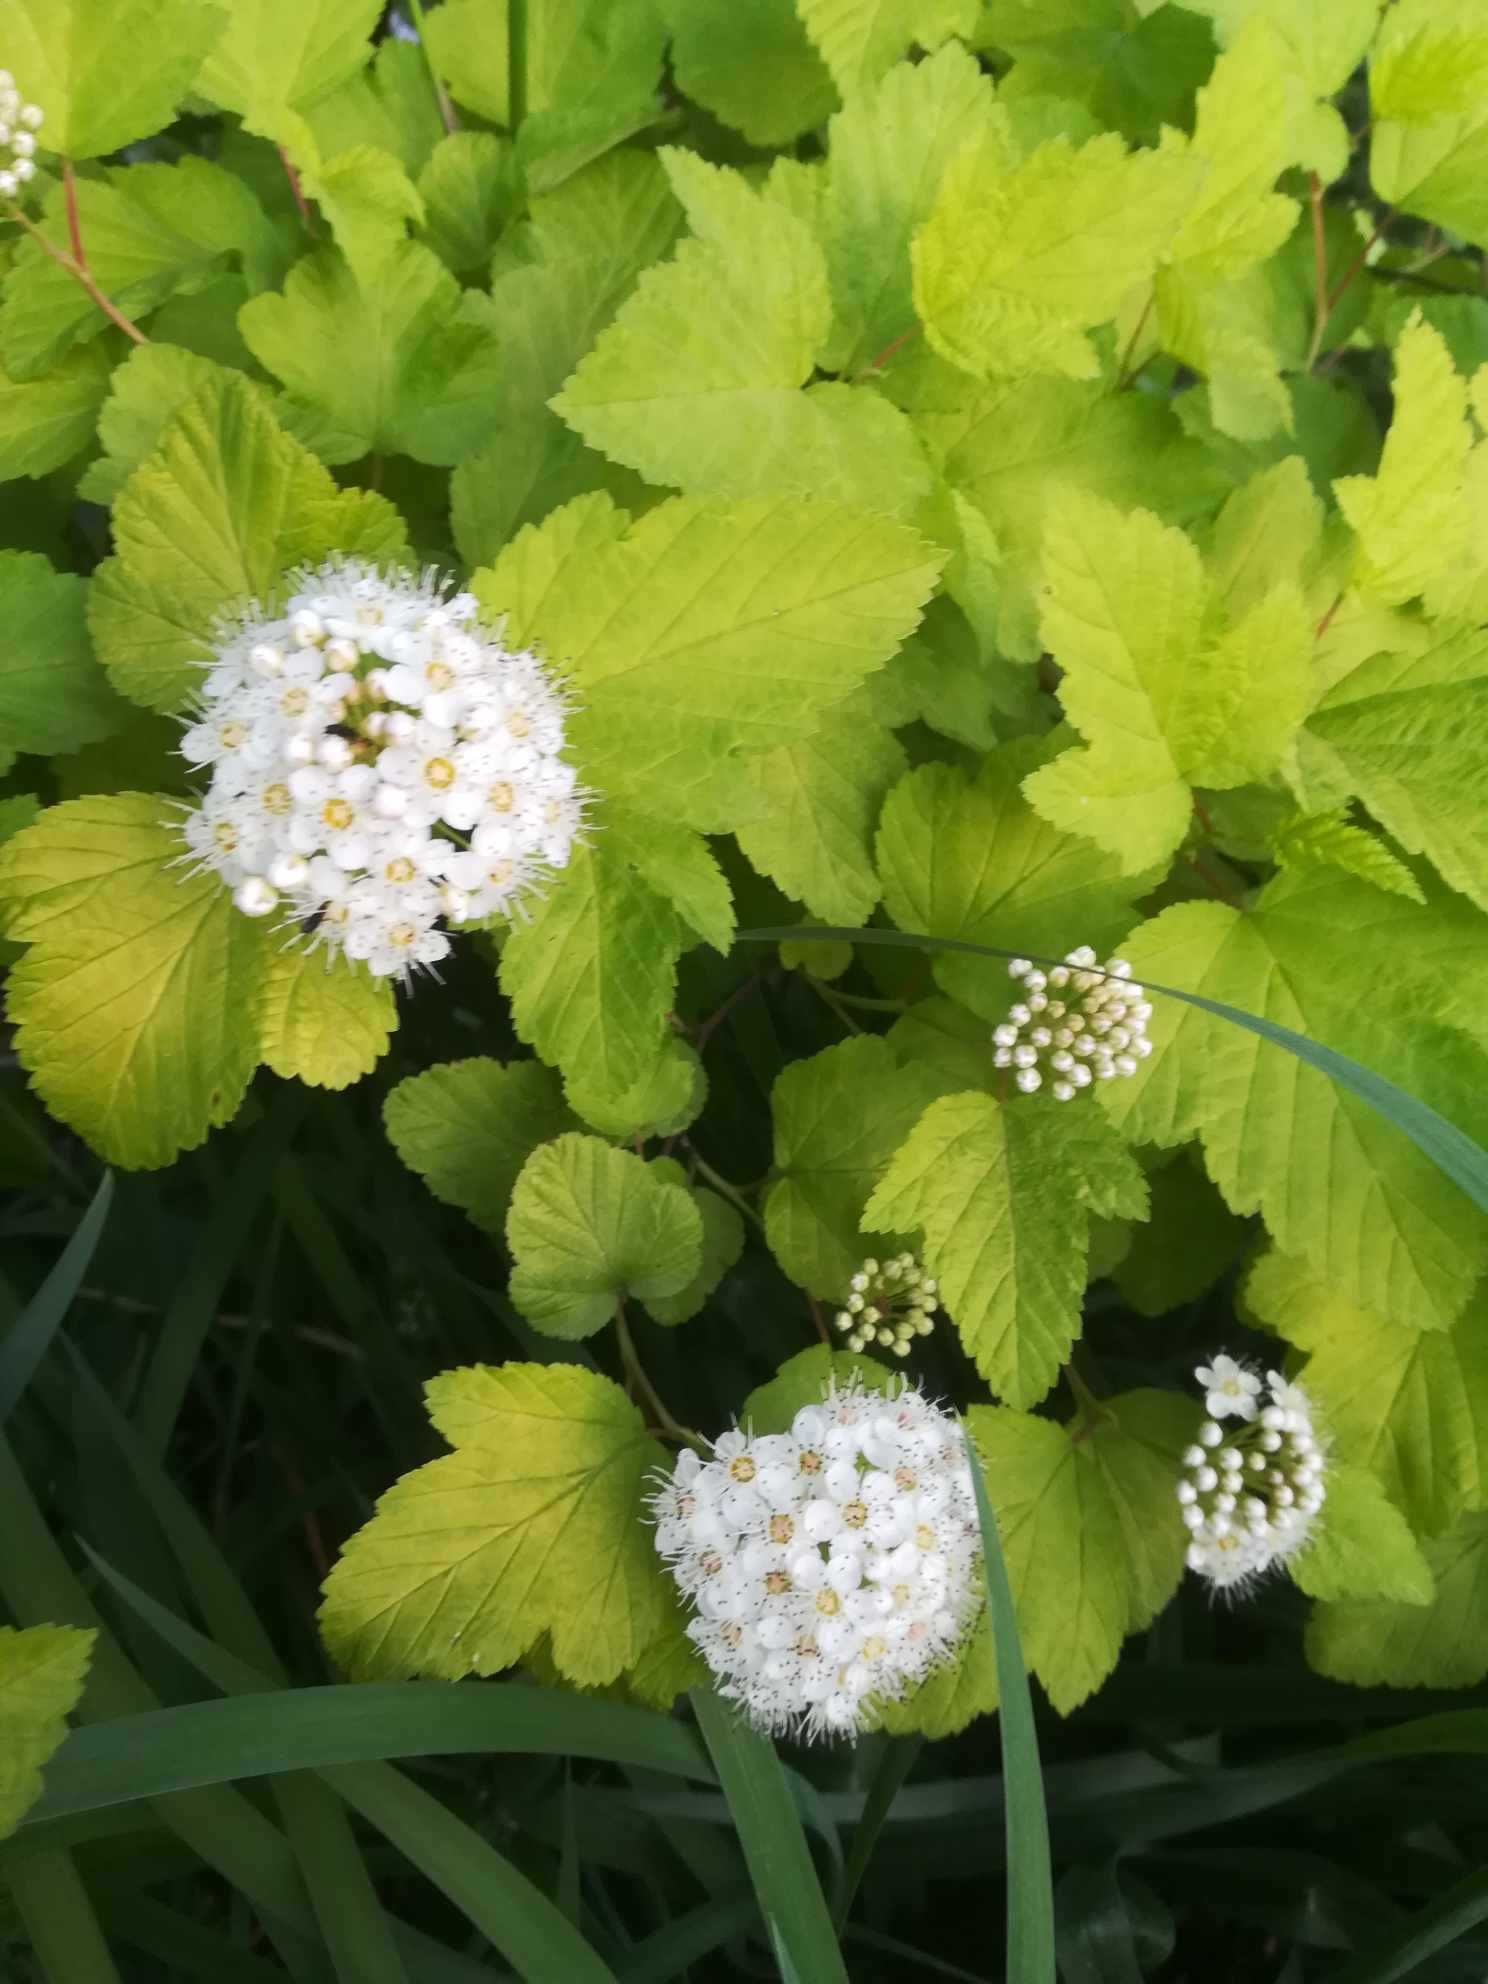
left=992, top=949, right=1152, bottom=1097
left=1195, top=1354, right=1263, bottom=1422
left=174, top=558, right=588, bottom=980
left=649, top=1379, right=980, bottom=1742
left=0, top=77, right=43, bottom=200
left=1179, top=1362, right=1329, bottom=1593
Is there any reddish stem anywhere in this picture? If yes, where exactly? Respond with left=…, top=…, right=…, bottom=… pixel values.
left=808, top=1296, right=831, bottom=1347
left=10, top=166, right=149, bottom=346
left=856, top=325, right=919, bottom=380
left=1314, top=590, right=1344, bottom=641
left=1188, top=853, right=1245, bottom=910
left=278, top=145, right=314, bottom=233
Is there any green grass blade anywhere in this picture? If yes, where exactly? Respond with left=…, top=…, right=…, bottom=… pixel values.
left=689, top=1686, right=849, bottom=1984
left=1320, top=1867, right=1488, bottom=1984
left=0, top=1169, right=112, bottom=1423
left=4, top=1847, right=121, bottom=1984
left=963, top=1427, right=1055, bottom=1984
left=735, top=925, right=1488, bottom=1217
left=832, top=1736, right=921, bottom=1930
left=615, top=1889, right=757, bottom=1982
left=135, top=1101, right=301, bottom=1455
left=325, top=1762, right=619, bottom=1984
left=62, top=1346, right=410, bottom=1984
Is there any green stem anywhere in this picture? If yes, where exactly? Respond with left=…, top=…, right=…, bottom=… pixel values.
left=686, top=1150, right=766, bottom=1236
left=406, top=0, right=459, bottom=132
left=810, top=978, right=865, bottom=1035
left=817, top=987, right=907, bottom=1014
left=508, top=0, right=528, bottom=136
left=614, top=1306, right=706, bottom=1454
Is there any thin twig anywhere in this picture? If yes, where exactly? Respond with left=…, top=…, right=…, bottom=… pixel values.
left=277, top=146, right=314, bottom=234
left=406, top=0, right=459, bottom=132
left=1188, top=852, right=1246, bottom=910
left=808, top=1295, right=831, bottom=1347
left=615, top=1306, right=706, bottom=1454
left=1314, top=590, right=1344, bottom=642
left=10, top=173, right=148, bottom=345
left=1114, top=291, right=1155, bottom=390
left=686, top=1147, right=767, bottom=1237
left=692, top=973, right=763, bottom=1055
left=855, top=325, right=919, bottom=381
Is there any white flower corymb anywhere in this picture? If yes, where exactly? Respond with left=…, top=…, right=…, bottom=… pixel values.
left=649, top=1379, right=981, bottom=1741
left=834, top=1253, right=938, bottom=1358
left=176, top=559, right=587, bottom=979
left=0, top=71, right=43, bottom=201
left=992, top=946, right=1153, bottom=1099
left=1177, top=1359, right=1328, bottom=1593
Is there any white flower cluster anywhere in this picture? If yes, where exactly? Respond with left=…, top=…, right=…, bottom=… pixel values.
left=650, top=1381, right=980, bottom=1741
left=993, top=947, right=1153, bottom=1098
left=1177, top=1355, right=1328, bottom=1591
left=178, top=559, right=586, bottom=979
left=0, top=73, right=42, bottom=200
left=834, top=1254, right=938, bottom=1357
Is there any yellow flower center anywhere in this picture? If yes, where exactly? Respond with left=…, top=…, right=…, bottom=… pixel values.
left=815, top=1589, right=841, bottom=1617
left=487, top=860, right=514, bottom=886
left=488, top=781, right=514, bottom=812
left=322, top=797, right=354, bottom=831
left=212, top=820, right=239, bottom=850
left=727, top=1455, right=757, bottom=1483
left=219, top=720, right=247, bottom=748
left=280, top=686, right=308, bottom=716
left=261, top=783, right=291, bottom=816
left=894, top=1465, right=917, bottom=1491
left=388, top=922, right=417, bottom=949
left=842, top=1500, right=868, bottom=1529
left=863, top=1635, right=887, bottom=1661
left=914, top=1524, right=936, bottom=1551
left=798, top=1449, right=823, bottom=1475
left=763, top=1570, right=791, bottom=1596
left=384, top=856, right=416, bottom=884
left=426, top=661, right=453, bottom=691
left=507, top=710, right=530, bottom=739
left=768, top=1513, right=794, bottom=1545
left=700, top=1550, right=722, bottom=1577
left=423, top=755, right=456, bottom=790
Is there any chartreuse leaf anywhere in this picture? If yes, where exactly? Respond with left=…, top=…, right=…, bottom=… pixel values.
left=556, top=149, right=929, bottom=510
left=736, top=721, right=906, bottom=926
left=0, top=1623, right=94, bottom=1838
left=451, top=151, right=679, bottom=565
left=499, top=832, right=690, bottom=1101
left=912, top=120, right=1194, bottom=382
left=194, top=0, right=382, bottom=137
left=765, top=1036, right=946, bottom=1298
left=819, top=44, right=994, bottom=375
left=0, top=342, right=112, bottom=482
left=88, top=371, right=409, bottom=713
left=289, top=135, right=426, bottom=288
left=1204, top=456, right=1327, bottom=616
left=417, top=131, right=515, bottom=275
left=962, top=1392, right=1193, bottom=1714
left=0, top=158, right=280, bottom=380
left=319, top=1362, right=673, bottom=1687
left=660, top=0, right=836, bottom=146
left=1306, top=1513, right=1488, bottom=1688
left=507, top=1134, right=703, bottom=1338
left=240, top=242, right=503, bottom=466
left=1182, top=0, right=1379, bottom=182
left=875, top=740, right=1148, bottom=1021
left=864, top=1092, right=1147, bottom=1407
left=566, top=1034, right=707, bottom=1143
left=1246, top=1250, right=1488, bottom=1536
left=1270, top=807, right=1426, bottom=905
left=1300, top=631, right=1488, bottom=912
left=4, top=0, right=223, bottom=160
left=0, top=553, right=126, bottom=756
left=1290, top=1463, right=1434, bottom=1605
left=798, top=0, right=978, bottom=97
left=1022, top=491, right=1312, bottom=870
left=0, top=794, right=266, bottom=1169
left=384, top=1058, right=576, bottom=1235
left=475, top=490, right=942, bottom=833
left=255, top=947, right=394, bottom=1091
left=305, top=35, right=443, bottom=178
left=899, top=364, right=1216, bottom=660
left=643, top=1159, right=744, bottom=1326
left=423, top=0, right=665, bottom=127
left=1104, top=872, right=1488, bottom=1332
left=1333, top=316, right=1470, bottom=605
left=1369, top=0, right=1488, bottom=248
left=77, top=344, right=260, bottom=507
left=1160, top=19, right=1300, bottom=281
left=604, top=800, right=734, bottom=954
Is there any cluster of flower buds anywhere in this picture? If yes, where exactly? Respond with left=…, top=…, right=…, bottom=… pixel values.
left=993, top=947, right=1153, bottom=1098
left=650, top=1381, right=980, bottom=1741
left=834, top=1254, right=938, bottom=1357
left=177, top=559, right=586, bottom=980
left=1176, top=1355, right=1327, bottom=1591
left=0, top=73, right=43, bottom=200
